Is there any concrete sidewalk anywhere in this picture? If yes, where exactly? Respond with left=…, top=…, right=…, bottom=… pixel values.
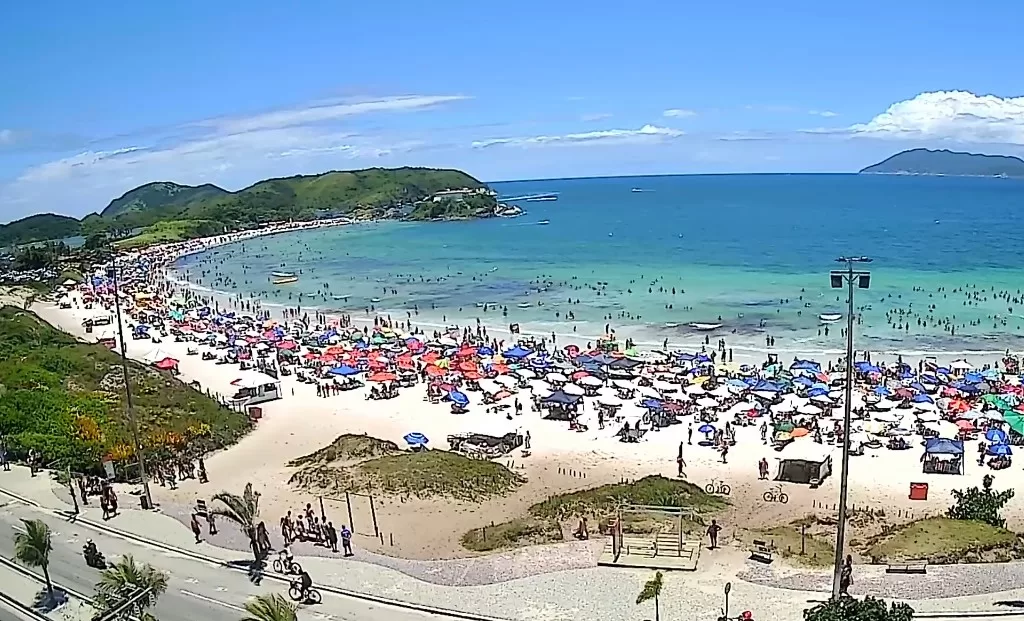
left=3, top=466, right=1024, bottom=621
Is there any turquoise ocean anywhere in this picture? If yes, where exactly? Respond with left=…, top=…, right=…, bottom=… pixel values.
left=171, top=174, right=1024, bottom=359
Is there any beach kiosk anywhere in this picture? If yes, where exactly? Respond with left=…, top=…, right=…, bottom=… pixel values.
left=775, top=439, right=832, bottom=486
left=229, top=370, right=282, bottom=408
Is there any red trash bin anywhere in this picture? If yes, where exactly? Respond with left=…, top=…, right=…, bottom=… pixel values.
left=909, top=482, right=928, bottom=500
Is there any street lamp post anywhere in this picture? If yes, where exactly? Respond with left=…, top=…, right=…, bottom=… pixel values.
left=108, top=259, right=154, bottom=511
left=829, top=256, right=872, bottom=601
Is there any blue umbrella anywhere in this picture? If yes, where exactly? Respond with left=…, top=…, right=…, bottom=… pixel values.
left=698, top=424, right=716, bottom=434
left=988, top=443, right=1013, bottom=456
left=403, top=432, right=429, bottom=446
left=449, top=391, right=469, bottom=406
left=641, top=398, right=664, bottom=410
left=873, top=386, right=892, bottom=396
left=912, top=393, right=933, bottom=404
left=328, top=365, right=360, bottom=376
left=986, top=428, right=1008, bottom=444
left=477, top=346, right=494, bottom=356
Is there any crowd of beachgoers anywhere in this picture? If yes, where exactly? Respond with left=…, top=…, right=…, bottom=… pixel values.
left=22, top=222, right=1024, bottom=560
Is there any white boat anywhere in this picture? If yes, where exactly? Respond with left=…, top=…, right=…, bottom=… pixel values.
left=819, top=313, right=843, bottom=323
left=332, top=295, right=350, bottom=301
left=370, top=297, right=382, bottom=303
left=273, top=276, right=298, bottom=285
left=517, top=302, right=532, bottom=309
left=689, top=323, right=722, bottom=331
left=537, top=220, right=550, bottom=225
left=664, top=323, right=679, bottom=328
left=631, top=188, right=645, bottom=193
left=271, top=271, right=295, bottom=278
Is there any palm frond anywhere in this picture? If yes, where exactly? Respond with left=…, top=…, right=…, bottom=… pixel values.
left=635, top=571, right=663, bottom=605
left=14, top=519, right=52, bottom=568
left=241, top=594, right=297, bottom=621
left=211, top=482, right=260, bottom=531
left=94, top=555, right=168, bottom=615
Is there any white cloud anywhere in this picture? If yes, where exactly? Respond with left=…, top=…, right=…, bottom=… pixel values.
left=851, top=90, right=1024, bottom=144
left=472, top=124, right=684, bottom=149
left=663, top=108, right=696, bottom=118
left=199, top=95, right=469, bottom=134
left=810, top=110, right=838, bottom=118
left=580, top=113, right=612, bottom=122
left=0, top=95, right=466, bottom=216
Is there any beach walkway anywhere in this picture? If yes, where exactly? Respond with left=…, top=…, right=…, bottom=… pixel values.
left=2, top=467, right=1024, bottom=621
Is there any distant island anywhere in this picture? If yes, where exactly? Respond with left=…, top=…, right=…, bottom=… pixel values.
left=860, top=148, right=1024, bottom=178
left=0, top=167, right=514, bottom=249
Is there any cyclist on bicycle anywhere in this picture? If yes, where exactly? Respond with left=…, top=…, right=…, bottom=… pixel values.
left=297, top=568, right=313, bottom=601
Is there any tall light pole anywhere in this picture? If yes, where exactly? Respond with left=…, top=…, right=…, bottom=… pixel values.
left=829, top=256, right=871, bottom=601
left=108, top=258, right=154, bottom=510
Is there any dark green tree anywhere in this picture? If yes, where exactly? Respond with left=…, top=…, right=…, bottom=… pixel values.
left=805, top=597, right=914, bottom=621
left=948, top=474, right=1014, bottom=527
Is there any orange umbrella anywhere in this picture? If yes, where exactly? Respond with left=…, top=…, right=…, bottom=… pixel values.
left=463, top=370, right=482, bottom=380
left=421, top=351, right=441, bottom=364
left=424, top=365, right=445, bottom=377
left=368, top=371, right=397, bottom=382
left=790, top=427, right=810, bottom=438
left=458, top=361, right=478, bottom=373
left=396, top=358, right=416, bottom=370
left=489, top=363, right=510, bottom=374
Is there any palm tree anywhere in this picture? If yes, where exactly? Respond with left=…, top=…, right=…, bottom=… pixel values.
left=212, top=482, right=262, bottom=560
left=14, top=519, right=54, bottom=603
left=635, top=570, right=664, bottom=621
left=241, top=594, right=297, bottom=621
left=93, top=555, right=168, bottom=621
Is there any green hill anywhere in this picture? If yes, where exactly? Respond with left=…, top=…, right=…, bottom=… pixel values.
left=4, top=167, right=493, bottom=248
left=0, top=306, right=250, bottom=474
left=860, top=148, right=1024, bottom=177
left=0, top=213, right=82, bottom=247
left=101, top=181, right=230, bottom=219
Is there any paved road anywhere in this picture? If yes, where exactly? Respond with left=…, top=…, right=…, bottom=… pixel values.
left=0, top=502, right=456, bottom=621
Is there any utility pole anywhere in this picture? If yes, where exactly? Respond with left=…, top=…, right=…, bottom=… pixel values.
left=828, top=256, right=871, bottom=601
left=109, top=259, right=154, bottom=511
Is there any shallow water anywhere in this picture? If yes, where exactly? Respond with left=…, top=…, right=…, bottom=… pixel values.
left=172, top=173, right=1024, bottom=356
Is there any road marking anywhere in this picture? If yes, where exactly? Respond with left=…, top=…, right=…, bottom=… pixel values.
left=178, top=589, right=244, bottom=612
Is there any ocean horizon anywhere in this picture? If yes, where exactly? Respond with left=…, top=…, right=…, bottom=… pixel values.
left=171, top=173, right=1024, bottom=359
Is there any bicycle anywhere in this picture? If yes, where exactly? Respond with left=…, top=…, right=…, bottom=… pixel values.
left=288, top=581, right=322, bottom=605
left=704, top=479, right=732, bottom=495
left=272, top=556, right=303, bottom=575
left=762, top=485, right=789, bottom=504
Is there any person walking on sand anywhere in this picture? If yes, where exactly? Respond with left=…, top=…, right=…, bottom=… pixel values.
left=676, top=442, right=686, bottom=476
left=840, top=554, right=853, bottom=596
left=191, top=514, right=202, bottom=544
left=758, top=457, right=769, bottom=480
left=687, top=424, right=693, bottom=445
left=326, top=521, right=338, bottom=553
left=340, top=524, right=353, bottom=556
left=707, top=519, right=722, bottom=550
left=207, top=511, right=217, bottom=535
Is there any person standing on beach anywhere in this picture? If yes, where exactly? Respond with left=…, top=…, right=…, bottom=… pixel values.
left=707, top=520, right=722, bottom=550
left=326, top=521, right=338, bottom=553
left=340, top=525, right=353, bottom=556
left=839, top=554, right=853, bottom=596
left=687, top=424, right=693, bottom=445
left=676, top=442, right=686, bottom=476
left=207, top=511, right=217, bottom=535
left=758, top=458, right=769, bottom=480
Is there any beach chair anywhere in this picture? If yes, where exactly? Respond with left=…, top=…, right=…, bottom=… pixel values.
left=749, top=539, right=773, bottom=563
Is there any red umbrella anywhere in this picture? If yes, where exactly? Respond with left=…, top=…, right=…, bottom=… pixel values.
left=571, top=370, right=590, bottom=381
left=956, top=419, right=975, bottom=431
left=458, top=361, right=478, bottom=373
left=463, top=370, right=482, bottom=380
left=489, top=363, right=510, bottom=374
left=564, top=344, right=580, bottom=356
left=424, top=365, right=445, bottom=377
left=154, top=357, right=179, bottom=370
left=368, top=372, right=398, bottom=382
left=421, top=351, right=441, bottom=364
left=396, top=358, right=416, bottom=370
left=277, top=341, right=297, bottom=350
left=456, top=346, right=477, bottom=358
left=302, top=352, right=318, bottom=360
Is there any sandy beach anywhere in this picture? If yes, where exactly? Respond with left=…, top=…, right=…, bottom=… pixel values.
left=22, top=223, right=1024, bottom=567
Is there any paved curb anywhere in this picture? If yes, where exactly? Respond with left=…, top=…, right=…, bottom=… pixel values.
left=0, top=589, right=50, bottom=621
left=0, top=485, right=512, bottom=621
left=0, top=555, right=93, bottom=602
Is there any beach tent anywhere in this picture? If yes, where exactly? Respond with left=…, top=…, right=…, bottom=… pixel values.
left=775, top=440, right=832, bottom=485
left=503, top=345, right=533, bottom=360
left=922, top=437, right=964, bottom=474
left=541, top=390, right=582, bottom=406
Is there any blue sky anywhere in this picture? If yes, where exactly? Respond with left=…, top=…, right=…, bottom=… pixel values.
left=3, top=0, right=1024, bottom=221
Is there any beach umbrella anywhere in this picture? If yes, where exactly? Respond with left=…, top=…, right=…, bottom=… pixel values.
left=514, top=369, right=536, bottom=379
left=368, top=371, right=398, bottom=382
left=696, top=397, right=718, bottom=408
left=154, top=357, right=178, bottom=370
left=448, top=391, right=469, bottom=406
left=494, top=375, right=517, bottom=388
left=698, top=424, right=716, bottom=434
left=403, top=432, right=429, bottom=447
left=983, top=410, right=1006, bottom=422
left=579, top=376, right=603, bottom=387
left=684, top=384, right=706, bottom=395
left=797, top=403, right=822, bottom=415
left=986, top=428, right=1009, bottom=444
left=563, top=383, right=586, bottom=396
left=950, top=359, right=972, bottom=371
left=546, top=372, right=568, bottom=384
left=886, top=427, right=912, bottom=437
left=988, top=443, right=1013, bottom=456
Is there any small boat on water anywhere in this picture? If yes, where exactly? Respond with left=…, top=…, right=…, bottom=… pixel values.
left=332, top=295, right=350, bottom=301
left=517, top=302, right=532, bottom=309
left=631, top=188, right=646, bottom=193
left=271, top=271, right=295, bottom=278
left=689, top=323, right=722, bottom=331
left=537, top=220, right=550, bottom=225
left=819, top=313, right=843, bottom=323
left=370, top=297, right=382, bottom=303
left=273, top=276, right=298, bottom=285
left=664, top=323, right=679, bottom=328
